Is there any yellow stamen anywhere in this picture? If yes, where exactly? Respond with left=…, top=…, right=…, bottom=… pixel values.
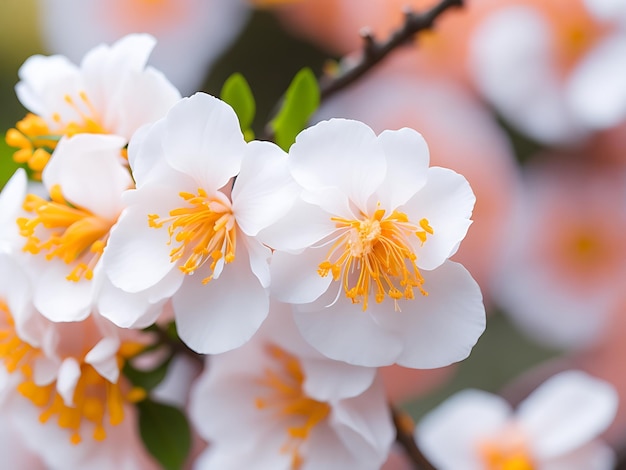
left=148, top=188, right=237, bottom=284
left=5, top=91, right=111, bottom=177
left=17, top=185, right=113, bottom=282
left=0, top=300, right=146, bottom=444
left=318, top=206, right=432, bottom=311
left=255, top=345, right=330, bottom=470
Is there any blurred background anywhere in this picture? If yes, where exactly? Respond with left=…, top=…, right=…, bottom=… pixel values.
left=2, top=0, right=625, bottom=465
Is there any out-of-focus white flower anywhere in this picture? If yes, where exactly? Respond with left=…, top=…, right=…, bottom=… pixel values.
left=0, top=386, right=47, bottom=469
left=417, top=370, right=618, bottom=470
left=470, top=0, right=626, bottom=144
left=104, top=92, right=298, bottom=354
left=189, top=302, right=394, bottom=470
left=37, top=0, right=249, bottom=95
left=491, top=158, right=626, bottom=349
left=260, top=118, right=485, bottom=369
left=0, top=251, right=156, bottom=469
left=6, top=33, right=180, bottom=175
left=17, top=134, right=135, bottom=322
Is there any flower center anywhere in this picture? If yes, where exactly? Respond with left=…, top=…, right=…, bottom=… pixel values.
left=17, top=185, right=113, bottom=282
left=148, top=188, right=236, bottom=284
left=0, top=301, right=146, bottom=444
left=5, top=92, right=108, bottom=176
left=318, top=208, right=432, bottom=311
left=478, top=430, right=536, bottom=470
left=550, top=0, right=611, bottom=75
left=255, top=345, right=330, bottom=470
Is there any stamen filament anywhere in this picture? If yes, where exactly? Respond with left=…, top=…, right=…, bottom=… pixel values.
left=319, top=206, right=432, bottom=311
left=255, top=345, right=330, bottom=470
left=148, top=189, right=237, bottom=283
left=18, top=185, right=112, bottom=282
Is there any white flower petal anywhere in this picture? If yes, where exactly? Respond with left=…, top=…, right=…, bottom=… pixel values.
left=542, top=440, right=616, bottom=470
left=42, top=134, right=131, bottom=219
left=162, top=93, right=244, bottom=191
left=97, top=276, right=169, bottom=328
left=568, top=35, right=626, bottom=129
left=240, top=235, right=271, bottom=289
left=517, top=370, right=618, bottom=459
left=103, top=187, right=181, bottom=293
left=56, top=357, right=81, bottom=406
left=15, top=54, right=79, bottom=118
left=270, top=248, right=333, bottom=304
left=330, top=375, right=395, bottom=462
left=173, top=248, right=269, bottom=354
left=376, top=128, right=430, bottom=209
left=85, top=336, right=121, bottom=383
left=293, top=287, right=403, bottom=367
left=301, top=357, right=377, bottom=401
left=289, top=118, right=385, bottom=213
left=0, top=168, right=27, bottom=251
left=257, top=198, right=336, bottom=253
left=369, top=260, right=485, bottom=369
left=34, top=262, right=93, bottom=322
left=584, top=0, right=626, bottom=23
left=470, top=6, right=585, bottom=143
left=417, top=389, right=512, bottom=470
left=403, top=167, right=475, bottom=271
left=232, top=140, right=298, bottom=236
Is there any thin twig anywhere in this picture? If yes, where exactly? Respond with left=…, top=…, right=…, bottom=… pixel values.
left=392, top=406, right=437, bottom=470
left=320, top=0, right=464, bottom=101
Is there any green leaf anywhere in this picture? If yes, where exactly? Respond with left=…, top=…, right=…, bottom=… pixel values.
left=220, top=73, right=256, bottom=141
left=123, top=355, right=172, bottom=392
left=270, top=67, right=320, bottom=151
left=138, top=399, right=191, bottom=470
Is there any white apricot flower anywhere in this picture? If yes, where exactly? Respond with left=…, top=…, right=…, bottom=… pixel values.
left=189, top=302, right=394, bottom=470
left=103, top=92, right=298, bottom=354
left=260, top=118, right=485, bottom=369
left=470, top=0, right=626, bottom=144
left=416, top=370, right=618, bottom=470
left=0, top=251, right=156, bottom=469
left=5, top=33, right=180, bottom=175
left=17, top=133, right=134, bottom=322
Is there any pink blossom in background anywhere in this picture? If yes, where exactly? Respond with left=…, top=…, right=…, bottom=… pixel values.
left=577, top=298, right=626, bottom=445
left=37, top=0, right=249, bottom=94
left=417, top=370, right=618, bottom=470
left=470, top=0, right=626, bottom=144
left=492, top=155, right=626, bottom=349
left=268, top=0, right=505, bottom=92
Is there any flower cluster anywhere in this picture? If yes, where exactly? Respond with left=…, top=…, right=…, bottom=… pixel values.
left=0, top=33, right=486, bottom=468
left=2, top=0, right=624, bottom=466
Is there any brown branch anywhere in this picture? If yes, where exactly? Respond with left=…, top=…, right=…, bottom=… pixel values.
left=392, top=406, right=437, bottom=470
left=320, top=0, right=464, bottom=101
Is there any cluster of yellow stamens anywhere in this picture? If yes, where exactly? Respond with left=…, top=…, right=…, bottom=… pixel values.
left=255, top=345, right=330, bottom=470
left=0, top=301, right=146, bottom=444
left=318, top=207, right=433, bottom=311
left=17, top=184, right=112, bottom=282
left=5, top=92, right=108, bottom=177
left=148, top=188, right=237, bottom=284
